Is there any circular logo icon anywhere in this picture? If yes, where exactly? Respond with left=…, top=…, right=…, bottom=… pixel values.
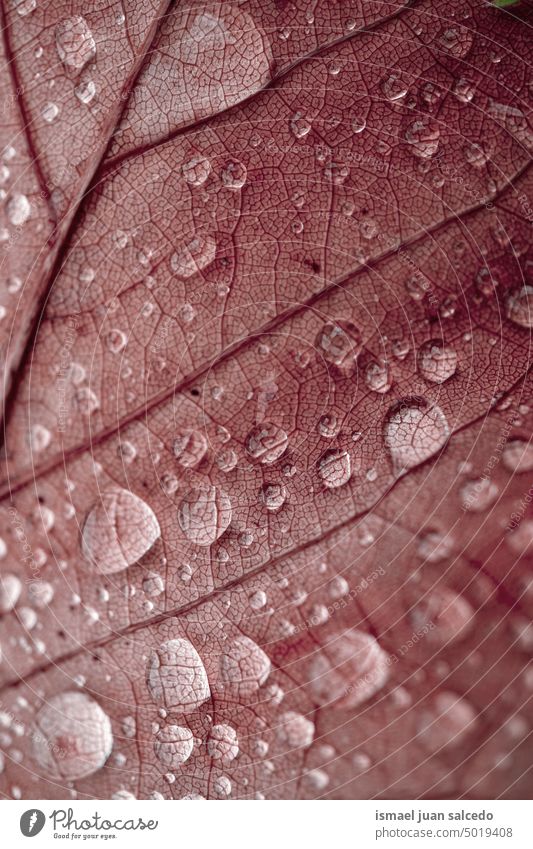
left=20, top=810, right=46, bottom=837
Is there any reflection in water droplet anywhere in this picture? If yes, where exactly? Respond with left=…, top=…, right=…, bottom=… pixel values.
left=82, top=488, right=160, bottom=574
left=147, top=638, right=210, bottom=713
left=33, top=692, right=113, bottom=780
left=384, top=399, right=450, bottom=473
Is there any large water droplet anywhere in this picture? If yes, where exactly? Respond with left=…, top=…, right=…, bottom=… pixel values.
left=506, top=286, right=533, bottom=328
left=177, top=485, right=232, bottom=546
left=309, top=630, right=389, bottom=708
left=246, top=423, right=288, bottom=464
left=154, top=725, right=194, bottom=767
left=0, top=573, right=22, bottom=613
left=170, top=235, right=216, bottom=279
left=147, top=639, right=210, bottom=713
left=33, top=692, right=113, bottom=780
left=404, top=118, right=440, bottom=159
left=82, top=488, right=160, bottom=574
left=173, top=430, right=208, bottom=468
left=460, top=477, right=499, bottom=512
left=182, top=156, right=211, bottom=186
left=219, top=636, right=271, bottom=698
left=409, top=586, right=475, bottom=646
left=260, top=482, right=287, bottom=511
left=384, top=399, right=450, bottom=473
left=220, top=159, right=247, bottom=189
left=277, top=711, right=315, bottom=748
left=503, top=439, right=533, bottom=473
left=418, top=340, right=457, bottom=384
left=55, top=16, right=96, bottom=72
left=317, top=448, right=351, bottom=489
left=207, top=724, right=239, bottom=761
left=417, top=691, right=477, bottom=752
left=6, top=193, right=30, bottom=225
left=315, top=321, right=362, bottom=368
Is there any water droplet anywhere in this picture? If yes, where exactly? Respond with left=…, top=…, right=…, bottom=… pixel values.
left=246, top=423, right=288, bottom=465
left=29, top=424, right=51, bottom=452
left=309, top=630, right=389, bottom=708
left=277, top=711, right=315, bottom=748
left=154, top=725, right=194, bottom=767
left=404, top=118, right=440, bottom=159
left=323, top=161, right=349, bottom=185
left=417, top=691, right=477, bottom=752
left=352, top=115, right=367, bottom=134
left=82, top=488, right=161, bottom=574
left=173, top=430, right=208, bottom=468
left=437, top=27, right=473, bottom=58
left=317, top=448, right=351, bottom=489
left=106, top=328, right=127, bottom=354
left=220, top=159, right=247, bottom=189
left=14, top=0, right=36, bottom=15
left=28, top=580, right=54, bottom=608
left=147, top=638, right=210, bottom=713
left=249, top=589, right=267, bottom=610
left=182, top=156, right=211, bottom=186
left=177, top=485, right=232, bottom=546
left=212, top=774, right=232, bottom=798
left=219, top=636, right=271, bottom=698
left=381, top=74, right=408, bottom=102
left=33, top=692, right=112, bottom=780
left=365, top=360, right=392, bottom=394
left=503, top=439, right=533, bottom=473
left=75, top=80, right=96, bottom=104
left=290, top=112, right=311, bottom=139
left=418, top=340, right=457, bottom=384
left=507, top=519, right=533, bottom=556
left=74, top=386, right=99, bottom=415
left=260, top=482, right=287, bottom=511
left=453, top=77, right=475, bottom=103
left=0, top=574, right=22, bottom=613
left=207, top=724, right=239, bottom=761
left=55, top=16, right=96, bottom=73
left=303, top=768, right=329, bottom=791
left=464, top=142, right=489, bottom=168
left=317, top=414, right=339, bottom=439
left=6, top=193, right=30, bottom=225
left=42, top=102, right=59, bottom=123
left=460, top=477, right=499, bottom=512
left=506, top=286, right=533, bottom=328
left=315, top=321, right=362, bottom=368
left=410, top=586, right=475, bottom=646
left=384, top=399, right=450, bottom=473
left=170, top=235, right=216, bottom=279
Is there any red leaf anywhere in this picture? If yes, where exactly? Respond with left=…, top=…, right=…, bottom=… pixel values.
left=0, top=0, right=531, bottom=800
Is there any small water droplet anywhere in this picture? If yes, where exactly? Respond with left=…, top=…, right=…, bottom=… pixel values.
left=418, top=340, right=457, bottom=384
left=147, top=639, right=210, bottom=713
left=219, top=636, right=270, bottom=698
left=317, top=448, right=351, bottom=489
left=181, top=156, right=211, bottom=186
left=55, top=16, right=96, bottom=72
left=384, top=399, right=450, bottom=473
left=177, top=485, right=232, bottom=546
